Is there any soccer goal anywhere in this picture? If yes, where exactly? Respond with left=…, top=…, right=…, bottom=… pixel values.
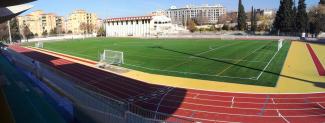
left=35, top=42, right=44, bottom=48
left=278, top=39, right=284, bottom=51
left=99, top=50, right=124, bottom=65
left=220, top=35, right=236, bottom=40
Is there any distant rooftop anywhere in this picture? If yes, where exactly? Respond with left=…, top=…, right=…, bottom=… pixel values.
left=169, top=4, right=224, bottom=10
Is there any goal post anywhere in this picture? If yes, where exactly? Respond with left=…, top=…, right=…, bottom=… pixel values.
left=35, top=42, right=44, bottom=48
left=278, top=39, right=284, bottom=51
left=99, top=49, right=124, bottom=65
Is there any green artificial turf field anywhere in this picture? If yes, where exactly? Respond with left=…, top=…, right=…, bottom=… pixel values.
left=30, top=38, right=291, bottom=87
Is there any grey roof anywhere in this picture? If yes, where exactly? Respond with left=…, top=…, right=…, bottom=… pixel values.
left=0, top=4, right=33, bottom=23
left=0, top=0, right=35, bottom=7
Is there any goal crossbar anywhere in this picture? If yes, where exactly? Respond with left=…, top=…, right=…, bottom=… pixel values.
left=99, top=49, right=124, bottom=65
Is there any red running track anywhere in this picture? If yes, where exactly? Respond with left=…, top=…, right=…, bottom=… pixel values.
left=9, top=45, right=325, bottom=123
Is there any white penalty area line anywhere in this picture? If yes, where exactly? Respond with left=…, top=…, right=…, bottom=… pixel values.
left=191, top=42, right=242, bottom=58
left=217, top=41, right=271, bottom=76
left=124, top=63, right=256, bottom=80
left=255, top=40, right=286, bottom=80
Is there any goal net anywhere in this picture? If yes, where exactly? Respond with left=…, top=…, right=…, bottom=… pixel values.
left=99, top=50, right=124, bottom=65
left=35, top=42, right=44, bottom=48
left=220, top=35, right=236, bottom=40
left=278, top=39, right=284, bottom=51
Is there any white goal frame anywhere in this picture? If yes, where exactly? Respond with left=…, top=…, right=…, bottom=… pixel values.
left=35, top=42, right=44, bottom=48
left=99, top=49, right=124, bottom=65
left=278, top=39, right=284, bottom=51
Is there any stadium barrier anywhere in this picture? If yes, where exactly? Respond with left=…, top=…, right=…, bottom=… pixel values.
left=1, top=47, right=194, bottom=123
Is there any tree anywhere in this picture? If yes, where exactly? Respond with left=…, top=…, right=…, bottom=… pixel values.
left=308, top=5, right=325, bottom=36
left=250, top=7, right=257, bottom=33
left=210, top=24, right=217, bottom=32
left=0, top=22, right=9, bottom=41
left=22, top=26, right=32, bottom=42
left=97, top=26, right=106, bottom=37
left=9, top=18, right=22, bottom=42
left=273, top=0, right=295, bottom=34
left=257, top=15, right=273, bottom=31
left=320, top=0, right=325, bottom=5
left=195, top=11, right=209, bottom=25
left=222, top=24, right=230, bottom=31
left=296, top=0, right=308, bottom=33
left=237, top=0, right=247, bottom=30
left=79, top=22, right=87, bottom=34
left=42, top=30, right=48, bottom=37
left=187, top=19, right=197, bottom=33
left=50, top=28, right=57, bottom=35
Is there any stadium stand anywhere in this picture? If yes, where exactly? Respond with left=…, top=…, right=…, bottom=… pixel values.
left=5, top=45, right=325, bottom=123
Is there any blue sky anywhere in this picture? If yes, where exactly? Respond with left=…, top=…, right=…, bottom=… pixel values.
left=24, top=0, right=320, bottom=19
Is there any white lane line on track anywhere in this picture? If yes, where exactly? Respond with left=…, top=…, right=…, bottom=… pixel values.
left=193, top=94, right=200, bottom=99
left=148, top=102, right=325, bottom=118
left=231, top=97, right=235, bottom=108
left=272, top=98, right=276, bottom=104
left=277, top=109, right=290, bottom=123
left=147, top=96, right=325, bottom=111
left=317, top=103, right=325, bottom=109
left=174, top=115, right=239, bottom=123
left=154, top=87, right=174, bottom=119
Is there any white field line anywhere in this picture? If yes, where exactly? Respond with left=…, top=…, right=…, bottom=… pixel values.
left=208, top=58, right=268, bottom=63
left=164, top=42, right=242, bottom=70
left=255, top=50, right=280, bottom=80
left=255, top=41, right=286, bottom=80
left=124, top=63, right=255, bottom=80
left=193, top=41, right=242, bottom=57
left=217, top=42, right=271, bottom=76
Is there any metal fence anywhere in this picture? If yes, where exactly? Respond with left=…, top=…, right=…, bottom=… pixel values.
left=2, top=47, right=194, bottom=123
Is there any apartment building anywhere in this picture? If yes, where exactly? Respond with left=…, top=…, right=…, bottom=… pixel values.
left=66, top=10, right=98, bottom=34
left=18, top=10, right=65, bottom=36
left=165, top=4, right=226, bottom=25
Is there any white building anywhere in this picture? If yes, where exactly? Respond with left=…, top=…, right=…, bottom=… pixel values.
left=165, top=4, right=226, bottom=25
left=105, top=15, right=184, bottom=37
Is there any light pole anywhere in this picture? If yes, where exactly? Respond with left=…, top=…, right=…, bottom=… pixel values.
left=7, top=20, right=12, bottom=44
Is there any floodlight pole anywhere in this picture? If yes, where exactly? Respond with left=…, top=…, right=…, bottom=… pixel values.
left=7, top=21, right=12, bottom=44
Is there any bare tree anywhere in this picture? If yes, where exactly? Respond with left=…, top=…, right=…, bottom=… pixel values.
left=22, top=25, right=32, bottom=42
left=0, top=22, right=9, bottom=41
left=79, top=22, right=87, bottom=34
